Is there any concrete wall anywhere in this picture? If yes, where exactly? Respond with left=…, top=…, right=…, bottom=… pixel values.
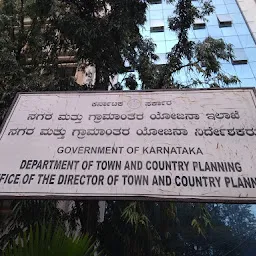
left=237, top=0, right=256, bottom=41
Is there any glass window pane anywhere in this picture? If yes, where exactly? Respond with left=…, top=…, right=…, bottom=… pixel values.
left=194, top=28, right=209, bottom=38
left=149, top=3, right=163, bottom=11
left=221, top=27, right=237, bottom=36
left=166, top=39, right=178, bottom=51
left=192, top=0, right=201, bottom=7
left=165, top=30, right=177, bottom=40
left=226, top=4, right=240, bottom=14
left=155, top=41, right=167, bottom=53
left=215, top=5, right=228, bottom=14
left=193, top=18, right=206, bottom=29
left=194, top=18, right=205, bottom=25
left=239, top=78, right=256, bottom=87
left=163, top=9, right=174, bottom=19
left=207, top=14, right=219, bottom=26
left=150, top=32, right=165, bottom=41
left=234, top=24, right=250, bottom=35
left=140, top=28, right=151, bottom=38
left=219, top=58, right=230, bottom=64
left=239, top=35, right=256, bottom=48
left=244, top=48, right=256, bottom=62
left=224, top=36, right=242, bottom=48
left=218, top=17, right=232, bottom=28
left=217, top=14, right=232, bottom=27
left=207, top=25, right=224, bottom=37
left=150, top=20, right=165, bottom=32
left=150, top=10, right=164, bottom=19
left=230, top=13, right=245, bottom=24
left=212, top=0, right=225, bottom=5
left=249, top=62, right=256, bottom=77
left=232, top=48, right=248, bottom=64
left=234, top=65, right=254, bottom=78
left=222, top=63, right=237, bottom=76
left=162, top=1, right=174, bottom=10
left=224, top=0, right=236, bottom=3
left=188, top=28, right=196, bottom=39
left=154, top=53, right=168, bottom=65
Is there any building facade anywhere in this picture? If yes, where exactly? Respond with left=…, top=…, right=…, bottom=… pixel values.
left=123, top=0, right=256, bottom=88
left=236, top=0, right=256, bottom=41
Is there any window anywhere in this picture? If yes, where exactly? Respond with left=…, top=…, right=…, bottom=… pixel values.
left=226, top=4, right=240, bottom=14
left=154, top=53, right=168, bottom=65
left=148, top=0, right=161, bottom=4
left=217, top=14, right=232, bottom=27
left=212, top=0, right=224, bottom=4
left=230, top=13, right=244, bottom=24
left=215, top=5, right=228, bottom=14
left=166, top=39, right=178, bottom=49
left=150, top=20, right=164, bottom=32
left=193, top=18, right=206, bottom=29
left=234, top=65, right=254, bottom=78
left=150, top=32, right=165, bottom=41
left=244, top=48, right=256, bottom=62
left=207, top=14, right=219, bottom=26
left=234, top=24, right=250, bottom=35
left=249, top=62, right=256, bottom=77
left=240, top=78, right=256, bottom=87
left=224, top=36, right=242, bottom=48
left=222, top=63, right=236, bottom=76
left=163, top=9, right=174, bottom=19
left=221, top=27, right=236, bottom=36
left=150, top=10, right=164, bottom=19
left=231, top=48, right=248, bottom=65
left=155, top=41, right=167, bottom=53
left=165, top=30, right=177, bottom=40
left=208, top=26, right=223, bottom=37
left=194, top=28, right=208, bottom=39
left=192, top=0, right=200, bottom=7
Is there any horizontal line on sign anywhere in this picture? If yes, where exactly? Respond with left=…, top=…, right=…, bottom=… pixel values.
left=17, top=87, right=256, bottom=96
left=0, top=192, right=253, bottom=199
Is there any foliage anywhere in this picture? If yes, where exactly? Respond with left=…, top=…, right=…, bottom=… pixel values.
left=123, top=0, right=240, bottom=89
left=121, top=202, right=149, bottom=232
left=96, top=201, right=214, bottom=256
left=0, top=200, right=67, bottom=248
left=0, top=0, right=250, bottom=256
left=3, top=222, right=99, bottom=256
left=0, top=0, right=240, bottom=122
left=0, top=0, right=85, bottom=124
left=56, top=0, right=156, bottom=90
left=96, top=202, right=256, bottom=256
left=203, top=204, right=256, bottom=255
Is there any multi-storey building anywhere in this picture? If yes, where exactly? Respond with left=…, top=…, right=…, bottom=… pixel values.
left=236, top=0, right=256, bottom=41
left=118, top=0, right=256, bottom=88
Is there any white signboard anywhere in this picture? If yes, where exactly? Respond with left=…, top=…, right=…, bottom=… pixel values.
left=0, top=89, right=256, bottom=202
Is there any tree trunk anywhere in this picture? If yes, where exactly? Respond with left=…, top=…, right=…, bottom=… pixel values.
left=79, top=200, right=99, bottom=235
left=16, top=0, right=25, bottom=61
left=94, top=64, right=110, bottom=91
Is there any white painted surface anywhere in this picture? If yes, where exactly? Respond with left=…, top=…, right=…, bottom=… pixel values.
left=237, top=0, right=256, bottom=41
left=0, top=89, right=256, bottom=201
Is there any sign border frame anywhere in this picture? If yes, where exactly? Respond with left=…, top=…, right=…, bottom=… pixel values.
left=0, top=87, right=256, bottom=203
